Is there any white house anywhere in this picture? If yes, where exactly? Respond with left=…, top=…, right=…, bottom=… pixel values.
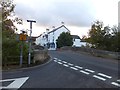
left=36, top=25, right=86, bottom=50
left=72, top=35, right=86, bottom=47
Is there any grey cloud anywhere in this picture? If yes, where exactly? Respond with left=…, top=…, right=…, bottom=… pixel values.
left=15, top=0, right=96, bottom=27
left=53, top=1, right=95, bottom=27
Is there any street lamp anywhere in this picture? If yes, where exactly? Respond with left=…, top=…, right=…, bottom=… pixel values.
left=27, top=20, right=36, bottom=65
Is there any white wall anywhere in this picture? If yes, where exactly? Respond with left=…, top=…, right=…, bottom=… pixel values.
left=35, top=33, right=48, bottom=46
left=47, top=26, right=69, bottom=49
left=36, top=26, right=89, bottom=50
left=35, top=38, right=40, bottom=45
left=80, top=42, right=87, bottom=47
left=54, top=27, right=69, bottom=41
left=73, top=39, right=86, bottom=47
left=73, top=39, right=81, bottom=47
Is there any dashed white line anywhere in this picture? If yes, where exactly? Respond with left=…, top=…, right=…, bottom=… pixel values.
left=68, top=63, right=74, bottom=66
left=54, top=58, right=57, bottom=60
left=85, top=69, right=95, bottom=73
left=63, top=64, right=69, bottom=67
left=58, top=59, right=61, bottom=62
left=62, top=61, right=67, bottom=63
left=117, top=79, right=120, bottom=82
left=93, top=75, right=106, bottom=81
left=54, top=58, right=117, bottom=87
left=98, top=73, right=112, bottom=79
left=75, top=66, right=83, bottom=69
left=54, top=60, right=58, bottom=62
left=111, top=82, right=120, bottom=87
left=70, top=67, right=78, bottom=70
left=57, top=62, right=63, bottom=65
left=80, top=70, right=90, bottom=75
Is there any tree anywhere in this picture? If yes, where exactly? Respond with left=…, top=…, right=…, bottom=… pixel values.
left=111, top=26, right=120, bottom=52
left=86, top=20, right=120, bottom=52
left=1, top=0, right=22, bottom=32
left=56, top=32, right=73, bottom=48
left=87, top=21, right=104, bottom=49
left=1, top=0, right=29, bottom=66
left=81, top=35, right=88, bottom=42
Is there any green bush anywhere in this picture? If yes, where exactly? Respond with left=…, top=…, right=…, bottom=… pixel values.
left=2, top=32, right=29, bottom=66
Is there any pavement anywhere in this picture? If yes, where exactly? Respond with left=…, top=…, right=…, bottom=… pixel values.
left=1, top=50, right=120, bottom=89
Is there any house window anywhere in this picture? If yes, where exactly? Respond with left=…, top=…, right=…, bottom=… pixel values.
left=50, top=42, right=55, bottom=48
left=53, top=36, right=54, bottom=42
left=73, top=38, right=75, bottom=41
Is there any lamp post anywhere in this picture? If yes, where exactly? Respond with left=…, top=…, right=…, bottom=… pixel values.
left=27, top=20, right=36, bottom=65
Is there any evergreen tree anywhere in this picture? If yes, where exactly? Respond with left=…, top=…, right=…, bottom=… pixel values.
left=56, top=32, right=73, bottom=48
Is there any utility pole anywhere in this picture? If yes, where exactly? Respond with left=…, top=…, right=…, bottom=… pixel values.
left=20, top=40, right=23, bottom=67
left=19, top=30, right=27, bottom=67
left=27, top=20, right=36, bottom=65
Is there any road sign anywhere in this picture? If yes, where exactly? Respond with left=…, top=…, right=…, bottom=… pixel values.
left=19, top=33, right=27, bottom=41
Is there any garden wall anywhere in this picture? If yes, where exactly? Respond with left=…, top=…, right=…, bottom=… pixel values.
left=61, top=46, right=120, bottom=60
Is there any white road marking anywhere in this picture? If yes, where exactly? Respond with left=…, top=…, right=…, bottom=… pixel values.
left=93, top=75, right=106, bottom=81
left=117, top=79, right=120, bottom=82
left=68, top=63, right=74, bottom=66
left=85, top=69, right=95, bottom=73
left=63, top=64, right=69, bottom=67
left=0, top=77, right=29, bottom=89
left=62, top=61, right=67, bottom=63
left=70, top=67, right=78, bottom=70
left=54, top=60, right=57, bottom=62
left=111, top=82, right=120, bottom=87
left=54, top=58, right=57, bottom=60
left=98, top=73, right=112, bottom=79
left=80, top=70, right=90, bottom=75
left=57, top=62, right=63, bottom=65
left=58, top=59, right=61, bottom=62
left=75, top=66, right=83, bottom=69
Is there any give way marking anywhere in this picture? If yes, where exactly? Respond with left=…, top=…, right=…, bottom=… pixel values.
left=0, top=77, right=29, bottom=89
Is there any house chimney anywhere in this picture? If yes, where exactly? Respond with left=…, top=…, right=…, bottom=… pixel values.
left=46, top=28, right=49, bottom=31
left=61, top=21, right=64, bottom=25
left=52, top=26, right=55, bottom=29
left=46, top=28, right=49, bottom=33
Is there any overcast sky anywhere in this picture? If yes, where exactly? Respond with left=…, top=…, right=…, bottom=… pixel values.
left=14, top=0, right=119, bottom=37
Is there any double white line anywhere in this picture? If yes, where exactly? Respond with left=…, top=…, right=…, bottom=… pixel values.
left=98, top=73, right=112, bottom=79
left=93, top=75, right=106, bottom=81
left=54, top=58, right=120, bottom=87
left=111, top=79, right=120, bottom=87
left=80, top=70, right=90, bottom=75
left=85, top=69, right=95, bottom=73
left=63, top=64, right=69, bottom=67
left=93, top=73, right=112, bottom=81
left=75, top=66, right=83, bottom=69
left=70, top=67, right=78, bottom=71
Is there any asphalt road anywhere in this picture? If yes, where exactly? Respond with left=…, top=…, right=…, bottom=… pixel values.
left=1, top=50, right=120, bottom=89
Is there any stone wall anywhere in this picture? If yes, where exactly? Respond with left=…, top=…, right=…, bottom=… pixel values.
left=33, top=45, right=49, bottom=63
left=60, top=46, right=120, bottom=60
left=33, top=49, right=49, bottom=63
